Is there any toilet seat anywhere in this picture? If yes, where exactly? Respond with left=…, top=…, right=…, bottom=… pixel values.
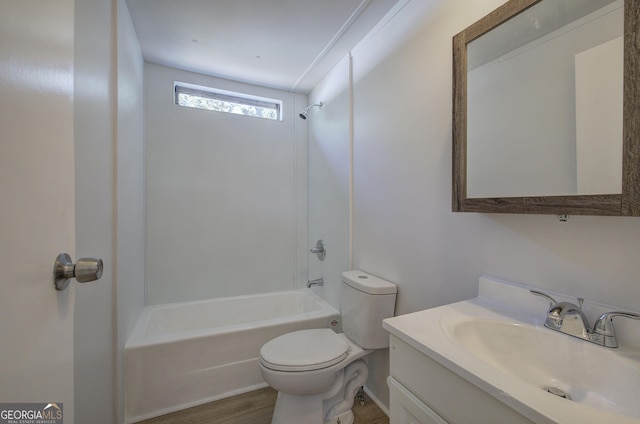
left=260, top=329, right=350, bottom=372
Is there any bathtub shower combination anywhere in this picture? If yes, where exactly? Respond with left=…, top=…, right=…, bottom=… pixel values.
left=124, top=289, right=341, bottom=423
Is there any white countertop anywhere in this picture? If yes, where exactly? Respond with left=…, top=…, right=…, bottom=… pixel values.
left=383, top=276, right=640, bottom=424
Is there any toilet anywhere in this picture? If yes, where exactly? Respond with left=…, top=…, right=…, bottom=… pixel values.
left=259, top=270, right=397, bottom=424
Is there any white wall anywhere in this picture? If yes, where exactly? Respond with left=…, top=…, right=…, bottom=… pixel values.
left=74, top=2, right=145, bottom=423
left=310, top=0, right=640, bottom=411
left=116, top=0, right=145, bottom=421
left=74, top=0, right=116, bottom=422
left=145, top=63, right=308, bottom=305
left=307, top=56, right=352, bottom=309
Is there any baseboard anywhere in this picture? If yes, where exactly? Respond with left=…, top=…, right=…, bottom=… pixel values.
left=364, top=385, right=390, bottom=417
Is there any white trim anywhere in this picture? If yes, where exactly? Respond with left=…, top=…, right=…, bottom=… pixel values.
left=350, top=0, right=412, bottom=58
left=291, top=0, right=373, bottom=91
left=364, top=385, right=390, bottom=417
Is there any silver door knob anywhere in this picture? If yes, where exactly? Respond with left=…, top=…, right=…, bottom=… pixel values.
left=53, top=252, right=103, bottom=290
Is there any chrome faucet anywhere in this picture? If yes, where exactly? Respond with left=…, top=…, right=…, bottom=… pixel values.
left=307, top=278, right=324, bottom=288
left=531, top=290, right=640, bottom=348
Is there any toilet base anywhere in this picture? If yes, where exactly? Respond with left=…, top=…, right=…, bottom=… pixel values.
left=271, top=392, right=325, bottom=424
left=324, top=410, right=354, bottom=424
left=269, top=359, right=368, bottom=424
left=270, top=394, right=354, bottom=424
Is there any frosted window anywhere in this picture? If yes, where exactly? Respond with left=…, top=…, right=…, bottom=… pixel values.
left=174, top=83, right=282, bottom=121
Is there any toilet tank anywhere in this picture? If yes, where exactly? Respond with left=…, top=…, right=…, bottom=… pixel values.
left=341, top=270, right=397, bottom=349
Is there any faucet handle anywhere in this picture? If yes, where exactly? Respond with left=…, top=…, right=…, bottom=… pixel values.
left=530, top=290, right=558, bottom=308
left=593, top=311, right=640, bottom=336
left=591, top=311, right=640, bottom=348
left=310, top=240, right=326, bottom=260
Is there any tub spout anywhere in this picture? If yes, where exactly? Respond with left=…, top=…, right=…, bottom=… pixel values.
left=307, top=278, right=324, bottom=288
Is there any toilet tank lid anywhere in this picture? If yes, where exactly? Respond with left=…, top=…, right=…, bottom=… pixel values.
left=341, top=270, right=397, bottom=295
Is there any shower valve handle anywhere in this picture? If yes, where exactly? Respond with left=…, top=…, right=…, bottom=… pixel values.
left=310, top=240, right=326, bottom=261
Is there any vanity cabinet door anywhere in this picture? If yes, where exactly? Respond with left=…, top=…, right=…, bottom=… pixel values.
left=389, top=335, right=535, bottom=424
left=389, top=377, right=448, bottom=424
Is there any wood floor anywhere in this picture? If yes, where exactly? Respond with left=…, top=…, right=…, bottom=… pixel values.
left=139, top=387, right=389, bottom=424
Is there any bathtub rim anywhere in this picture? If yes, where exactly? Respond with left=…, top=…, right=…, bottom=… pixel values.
left=125, top=288, right=340, bottom=349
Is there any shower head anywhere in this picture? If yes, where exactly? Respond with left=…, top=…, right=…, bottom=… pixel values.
left=298, top=102, right=324, bottom=120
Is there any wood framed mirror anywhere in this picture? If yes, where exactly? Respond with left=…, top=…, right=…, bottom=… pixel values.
left=452, top=0, right=639, bottom=216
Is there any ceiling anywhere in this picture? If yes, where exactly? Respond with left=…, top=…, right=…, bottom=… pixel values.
left=125, top=0, right=400, bottom=93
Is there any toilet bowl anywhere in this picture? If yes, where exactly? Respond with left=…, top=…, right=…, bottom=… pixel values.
left=259, top=271, right=397, bottom=424
left=260, top=329, right=370, bottom=424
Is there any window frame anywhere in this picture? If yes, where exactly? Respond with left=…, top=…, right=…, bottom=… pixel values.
left=174, top=82, right=283, bottom=121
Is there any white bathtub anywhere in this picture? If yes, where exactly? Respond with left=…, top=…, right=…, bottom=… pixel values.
left=124, top=289, right=341, bottom=423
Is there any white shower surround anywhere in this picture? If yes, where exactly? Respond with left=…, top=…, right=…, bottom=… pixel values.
left=144, top=63, right=308, bottom=305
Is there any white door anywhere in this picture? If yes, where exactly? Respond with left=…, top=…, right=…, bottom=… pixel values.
left=0, top=1, right=76, bottom=422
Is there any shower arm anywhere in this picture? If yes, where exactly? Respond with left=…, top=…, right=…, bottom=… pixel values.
left=299, top=101, right=324, bottom=119
left=304, top=102, right=323, bottom=113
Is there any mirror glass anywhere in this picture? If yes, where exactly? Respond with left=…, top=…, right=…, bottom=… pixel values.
left=466, top=0, right=623, bottom=198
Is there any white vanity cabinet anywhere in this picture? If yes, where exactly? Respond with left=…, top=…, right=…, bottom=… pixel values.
left=388, top=375, right=447, bottom=424
left=388, top=335, right=535, bottom=424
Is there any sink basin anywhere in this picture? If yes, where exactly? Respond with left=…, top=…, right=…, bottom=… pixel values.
left=383, top=276, right=640, bottom=423
left=447, top=319, right=640, bottom=418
